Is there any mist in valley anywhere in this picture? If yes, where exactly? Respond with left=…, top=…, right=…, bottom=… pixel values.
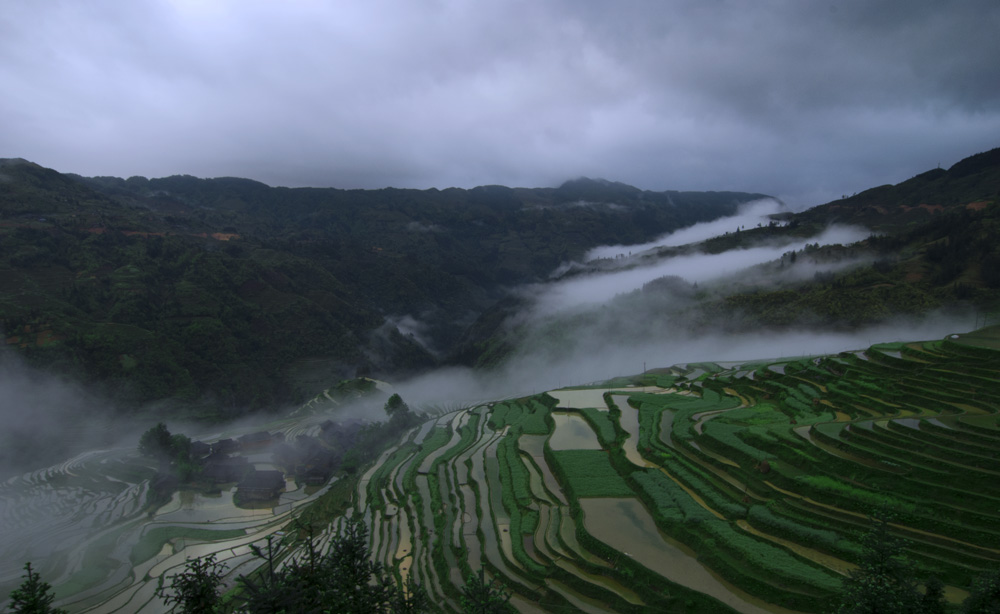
left=0, top=203, right=964, bottom=456
left=585, top=198, right=789, bottom=261
left=0, top=357, right=124, bottom=482
left=0, top=200, right=977, bottom=609
left=531, top=222, right=870, bottom=318
left=391, top=205, right=969, bottom=407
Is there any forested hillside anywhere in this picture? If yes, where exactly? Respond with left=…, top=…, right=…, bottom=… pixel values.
left=795, top=146, right=1000, bottom=230
left=0, top=160, right=763, bottom=413
left=456, top=148, right=1000, bottom=369
left=707, top=148, right=1000, bottom=328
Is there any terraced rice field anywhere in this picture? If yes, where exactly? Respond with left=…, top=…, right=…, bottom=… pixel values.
left=350, top=328, right=1000, bottom=612
left=0, top=410, right=354, bottom=614
left=6, top=328, right=1000, bottom=612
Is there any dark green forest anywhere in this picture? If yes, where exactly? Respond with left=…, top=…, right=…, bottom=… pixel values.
left=2, top=147, right=999, bottom=415
left=0, top=160, right=764, bottom=413
left=456, top=148, right=1000, bottom=368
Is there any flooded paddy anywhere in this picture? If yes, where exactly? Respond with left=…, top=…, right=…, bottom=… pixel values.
left=417, top=412, right=466, bottom=474
left=9, top=327, right=999, bottom=614
left=0, top=414, right=343, bottom=614
left=544, top=578, right=620, bottom=614
left=548, top=412, right=602, bottom=450
left=552, top=559, right=643, bottom=605
left=547, top=388, right=611, bottom=410
left=548, top=386, right=665, bottom=411
left=613, top=395, right=655, bottom=468
left=542, top=507, right=573, bottom=560
left=559, top=510, right=607, bottom=568
left=580, top=498, right=790, bottom=614
left=518, top=435, right=567, bottom=505
left=156, top=488, right=261, bottom=523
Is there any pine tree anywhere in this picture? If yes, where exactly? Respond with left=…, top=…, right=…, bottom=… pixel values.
left=384, top=394, right=409, bottom=419
left=138, top=422, right=174, bottom=459
left=155, top=553, right=226, bottom=613
left=963, top=568, right=1000, bottom=614
left=836, top=510, right=920, bottom=614
left=460, top=568, right=512, bottom=614
left=8, top=562, right=66, bottom=614
left=235, top=517, right=427, bottom=613
left=920, top=576, right=946, bottom=614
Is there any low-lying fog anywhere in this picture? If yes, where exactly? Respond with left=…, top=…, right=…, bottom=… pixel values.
left=532, top=224, right=868, bottom=317
left=0, top=199, right=978, bottom=600
left=586, top=198, right=787, bottom=261
left=392, top=315, right=971, bottom=410
left=391, top=204, right=970, bottom=407
left=0, top=202, right=973, bottom=481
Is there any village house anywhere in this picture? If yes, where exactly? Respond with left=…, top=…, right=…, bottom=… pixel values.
left=189, top=441, right=211, bottom=459
left=201, top=452, right=249, bottom=483
left=211, top=438, right=238, bottom=455
left=238, top=431, right=279, bottom=452
left=237, top=469, right=286, bottom=502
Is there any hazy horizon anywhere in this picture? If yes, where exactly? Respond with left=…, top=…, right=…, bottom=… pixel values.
left=3, top=1, right=999, bottom=209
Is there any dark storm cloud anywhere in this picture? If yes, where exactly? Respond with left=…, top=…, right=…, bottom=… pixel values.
left=2, top=0, right=998, bottom=207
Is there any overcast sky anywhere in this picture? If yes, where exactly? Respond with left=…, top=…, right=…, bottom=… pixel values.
left=2, top=0, right=998, bottom=208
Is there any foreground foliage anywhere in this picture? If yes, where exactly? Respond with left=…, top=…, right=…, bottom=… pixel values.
left=963, top=569, right=1000, bottom=614
left=835, top=511, right=936, bottom=614
left=155, top=517, right=429, bottom=614
left=6, top=563, right=66, bottom=614
left=155, top=554, right=226, bottom=614
left=459, top=569, right=512, bottom=614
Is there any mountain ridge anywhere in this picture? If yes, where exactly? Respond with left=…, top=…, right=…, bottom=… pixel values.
left=0, top=160, right=767, bottom=414
left=2, top=146, right=998, bottom=415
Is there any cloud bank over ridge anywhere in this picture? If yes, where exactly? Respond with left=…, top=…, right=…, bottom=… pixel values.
left=1, top=1, right=999, bottom=207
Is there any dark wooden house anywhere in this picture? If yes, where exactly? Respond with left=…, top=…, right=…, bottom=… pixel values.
left=190, top=441, right=211, bottom=459
left=238, top=431, right=279, bottom=452
left=237, top=469, right=286, bottom=502
left=211, top=438, right=238, bottom=455
left=201, top=452, right=249, bottom=483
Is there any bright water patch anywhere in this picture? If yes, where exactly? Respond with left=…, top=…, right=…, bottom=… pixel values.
left=548, top=413, right=602, bottom=450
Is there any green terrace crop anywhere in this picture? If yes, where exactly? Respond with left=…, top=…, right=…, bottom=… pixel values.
left=21, top=326, right=1000, bottom=612
left=336, top=327, right=1000, bottom=611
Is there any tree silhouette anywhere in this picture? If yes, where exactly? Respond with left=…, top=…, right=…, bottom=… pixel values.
left=920, top=576, right=946, bottom=614
left=836, top=510, right=920, bottom=614
left=8, top=562, right=66, bottom=614
left=384, top=393, right=409, bottom=419
left=460, top=568, right=512, bottom=614
left=155, top=554, right=226, bottom=613
left=139, top=422, right=173, bottom=459
left=235, top=516, right=427, bottom=613
left=963, top=568, right=1000, bottom=613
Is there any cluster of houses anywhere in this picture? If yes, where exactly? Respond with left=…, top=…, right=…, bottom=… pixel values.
left=185, top=425, right=359, bottom=504
left=187, top=431, right=289, bottom=503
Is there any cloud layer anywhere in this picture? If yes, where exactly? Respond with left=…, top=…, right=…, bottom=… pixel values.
left=2, top=0, right=999, bottom=207
left=530, top=213, right=870, bottom=317
left=586, top=199, right=787, bottom=260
